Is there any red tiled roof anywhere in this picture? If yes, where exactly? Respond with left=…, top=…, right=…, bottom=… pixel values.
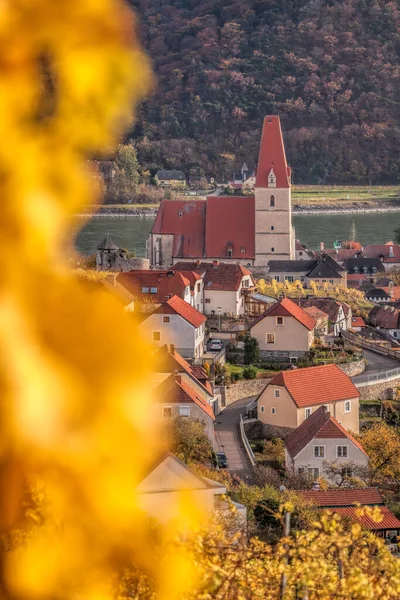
left=285, top=406, right=368, bottom=459
left=252, top=297, right=316, bottom=331
left=154, top=345, right=213, bottom=397
left=351, top=317, right=367, bottom=328
left=155, top=374, right=215, bottom=420
left=117, top=270, right=191, bottom=303
left=363, top=244, right=400, bottom=263
left=173, top=261, right=254, bottom=291
left=152, top=200, right=206, bottom=258
left=347, top=273, right=369, bottom=281
left=327, top=506, right=400, bottom=530
left=299, top=488, right=382, bottom=507
left=256, top=116, right=290, bottom=188
left=303, top=306, right=328, bottom=320
left=269, top=364, right=359, bottom=408
left=153, top=295, right=206, bottom=328
left=380, top=287, right=400, bottom=301
left=205, top=196, right=255, bottom=260
left=369, top=305, right=400, bottom=329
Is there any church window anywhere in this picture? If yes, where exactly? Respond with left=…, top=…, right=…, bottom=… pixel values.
left=227, top=248, right=232, bottom=258
left=271, top=247, right=275, bottom=252
left=271, top=226, right=275, bottom=231
left=270, top=195, right=275, bottom=207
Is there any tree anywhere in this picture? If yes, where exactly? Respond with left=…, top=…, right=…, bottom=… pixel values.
left=360, top=422, right=400, bottom=486
left=167, top=417, right=213, bottom=464
left=244, top=335, right=260, bottom=365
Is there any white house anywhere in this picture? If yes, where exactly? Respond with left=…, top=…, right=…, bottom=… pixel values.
left=173, top=261, right=256, bottom=317
left=285, top=406, right=369, bottom=482
left=138, top=294, right=206, bottom=359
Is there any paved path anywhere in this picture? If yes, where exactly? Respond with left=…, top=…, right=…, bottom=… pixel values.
left=215, top=397, right=255, bottom=481
left=353, top=349, right=400, bottom=384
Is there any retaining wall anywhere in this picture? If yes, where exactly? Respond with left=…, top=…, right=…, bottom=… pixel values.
left=337, top=359, right=366, bottom=377
left=220, top=379, right=270, bottom=406
left=357, top=377, right=400, bottom=401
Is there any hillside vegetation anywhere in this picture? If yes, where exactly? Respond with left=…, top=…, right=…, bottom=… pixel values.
left=129, top=0, right=400, bottom=184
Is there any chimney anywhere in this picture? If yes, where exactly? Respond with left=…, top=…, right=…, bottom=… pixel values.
left=320, top=241, right=324, bottom=251
left=389, top=280, right=394, bottom=288
left=213, top=260, right=219, bottom=269
left=196, top=259, right=201, bottom=267
left=389, top=246, right=394, bottom=258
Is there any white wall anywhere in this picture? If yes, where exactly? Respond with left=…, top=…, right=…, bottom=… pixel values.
left=138, top=313, right=204, bottom=358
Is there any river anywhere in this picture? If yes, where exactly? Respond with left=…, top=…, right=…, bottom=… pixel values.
left=74, top=212, right=400, bottom=257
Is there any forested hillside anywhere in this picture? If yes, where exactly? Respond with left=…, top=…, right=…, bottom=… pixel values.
left=128, top=0, right=400, bottom=184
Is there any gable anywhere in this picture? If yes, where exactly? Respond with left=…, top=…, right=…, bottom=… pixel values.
left=137, top=454, right=210, bottom=493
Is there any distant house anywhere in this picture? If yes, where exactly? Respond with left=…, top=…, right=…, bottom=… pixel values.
left=155, top=170, right=186, bottom=188
left=138, top=295, right=206, bottom=359
left=295, top=240, right=314, bottom=261
left=365, top=287, right=393, bottom=303
left=250, top=297, right=315, bottom=361
left=298, top=488, right=400, bottom=537
left=117, top=269, right=203, bottom=312
left=173, top=261, right=255, bottom=317
left=257, top=364, right=360, bottom=434
left=369, top=305, right=400, bottom=339
left=350, top=316, right=367, bottom=331
left=362, top=243, right=400, bottom=271
left=343, top=257, right=385, bottom=281
left=285, top=406, right=368, bottom=481
left=292, top=297, right=352, bottom=335
left=346, top=273, right=369, bottom=289
left=136, top=453, right=247, bottom=524
left=268, top=253, right=346, bottom=287
left=303, top=306, right=329, bottom=337
left=324, top=248, right=361, bottom=264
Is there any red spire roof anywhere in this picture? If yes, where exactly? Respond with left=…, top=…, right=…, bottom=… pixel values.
left=255, top=116, right=290, bottom=189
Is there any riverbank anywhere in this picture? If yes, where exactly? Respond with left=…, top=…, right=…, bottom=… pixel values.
left=74, top=201, right=400, bottom=218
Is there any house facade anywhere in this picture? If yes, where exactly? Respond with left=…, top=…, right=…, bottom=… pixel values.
left=138, top=295, right=206, bottom=359
left=292, top=298, right=352, bottom=336
left=343, top=257, right=385, bottom=282
left=155, top=170, right=186, bottom=188
left=250, top=297, right=315, bottom=361
left=117, top=270, right=193, bottom=312
left=173, top=261, right=256, bottom=317
left=147, top=116, right=295, bottom=269
left=268, top=253, right=346, bottom=287
left=362, top=243, right=400, bottom=271
left=257, top=364, right=360, bottom=433
left=285, top=406, right=369, bottom=482
left=369, top=305, right=400, bottom=339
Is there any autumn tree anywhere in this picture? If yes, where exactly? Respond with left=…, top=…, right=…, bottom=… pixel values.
left=360, top=422, right=400, bottom=486
left=167, top=416, right=213, bottom=464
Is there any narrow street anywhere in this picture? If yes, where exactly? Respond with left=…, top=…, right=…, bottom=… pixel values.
left=352, top=349, right=400, bottom=384
left=215, top=397, right=255, bottom=481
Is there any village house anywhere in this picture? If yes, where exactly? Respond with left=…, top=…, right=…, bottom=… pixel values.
left=362, top=243, right=400, bottom=271
left=303, top=306, right=329, bottom=337
left=365, top=282, right=400, bottom=304
left=136, top=453, right=247, bottom=525
left=342, top=257, right=385, bottom=282
left=155, top=169, right=186, bottom=188
left=285, top=406, right=369, bottom=482
left=172, top=260, right=256, bottom=317
left=257, top=364, right=360, bottom=434
left=292, top=297, right=352, bottom=335
left=324, top=247, right=361, bottom=265
left=350, top=316, right=367, bottom=332
left=295, top=240, right=314, bottom=260
left=250, top=297, right=315, bottom=362
left=369, top=305, right=400, bottom=339
left=298, top=488, right=400, bottom=539
left=267, top=253, right=346, bottom=287
left=117, top=269, right=203, bottom=312
left=147, top=116, right=296, bottom=268
left=346, top=273, right=370, bottom=289
left=138, top=295, right=206, bottom=359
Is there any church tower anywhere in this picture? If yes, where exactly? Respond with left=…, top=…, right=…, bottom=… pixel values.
left=255, top=116, right=294, bottom=266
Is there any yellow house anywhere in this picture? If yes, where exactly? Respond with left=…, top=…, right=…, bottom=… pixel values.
left=155, top=169, right=186, bottom=188
left=257, top=364, right=360, bottom=434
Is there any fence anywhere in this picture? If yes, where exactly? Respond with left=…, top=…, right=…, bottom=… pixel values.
left=353, top=366, right=400, bottom=386
left=341, top=330, right=400, bottom=361
left=239, top=414, right=256, bottom=467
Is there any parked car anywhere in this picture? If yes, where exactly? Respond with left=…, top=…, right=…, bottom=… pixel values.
left=209, top=339, right=223, bottom=351
left=214, top=452, right=228, bottom=469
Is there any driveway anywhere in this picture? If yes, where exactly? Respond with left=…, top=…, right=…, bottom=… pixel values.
left=215, top=397, right=255, bottom=481
left=352, top=349, right=400, bottom=384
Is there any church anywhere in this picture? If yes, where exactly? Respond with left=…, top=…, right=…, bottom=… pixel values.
left=147, top=116, right=295, bottom=269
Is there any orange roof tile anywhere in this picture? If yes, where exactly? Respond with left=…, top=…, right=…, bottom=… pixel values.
left=154, top=345, right=213, bottom=398
left=351, top=317, right=367, bottom=328
left=153, top=295, right=206, bottom=328
left=155, top=374, right=215, bottom=420
left=252, top=297, right=316, bottom=331
left=269, top=364, right=359, bottom=408
left=299, top=487, right=382, bottom=506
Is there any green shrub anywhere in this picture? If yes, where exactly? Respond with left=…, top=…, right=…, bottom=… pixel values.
left=243, top=365, right=258, bottom=379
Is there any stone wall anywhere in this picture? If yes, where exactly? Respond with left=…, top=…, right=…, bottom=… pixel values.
left=244, top=419, right=294, bottom=441
left=357, top=377, right=400, bottom=401
left=222, top=379, right=271, bottom=405
left=336, top=359, right=366, bottom=377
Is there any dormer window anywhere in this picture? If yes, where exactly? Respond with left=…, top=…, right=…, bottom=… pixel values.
left=270, top=195, right=275, bottom=207
left=353, top=267, right=359, bottom=274
left=240, top=247, right=246, bottom=253
left=227, top=248, right=232, bottom=258
left=268, top=168, right=276, bottom=188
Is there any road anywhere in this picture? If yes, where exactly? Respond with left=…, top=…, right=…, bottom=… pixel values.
left=352, top=349, right=400, bottom=384
left=215, top=397, right=254, bottom=481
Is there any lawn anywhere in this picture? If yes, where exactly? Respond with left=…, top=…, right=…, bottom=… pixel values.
left=292, top=185, right=399, bottom=205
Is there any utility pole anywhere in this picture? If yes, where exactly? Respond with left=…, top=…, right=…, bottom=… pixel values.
left=217, top=307, right=222, bottom=332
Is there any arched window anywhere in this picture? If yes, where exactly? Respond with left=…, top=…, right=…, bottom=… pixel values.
left=270, top=195, right=275, bottom=207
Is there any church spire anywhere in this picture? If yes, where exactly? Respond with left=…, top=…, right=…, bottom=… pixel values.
left=255, top=116, right=290, bottom=189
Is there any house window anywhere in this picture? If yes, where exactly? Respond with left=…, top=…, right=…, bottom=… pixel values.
left=329, top=279, right=334, bottom=284
left=300, top=277, right=305, bottom=283
left=163, top=407, right=172, bottom=418
left=142, top=286, right=149, bottom=293
left=274, top=276, right=280, bottom=282
left=270, top=195, right=275, bottom=207
left=243, top=279, right=250, bottom=288
left=344, top=400, right=351, bottom=413
left=271, top=407, right=276, bottom=414
left=266, top=333, right=275, bottom=344
left=299, top=252, right=303, bottom=257
left=314, top=446, right=325, bottom=458
left=153, top=331, right=161, bottom=341
left=197, top=283, right=201, bottom=292
left=205, top=298, right=211, bottom=303
left=341, top=467, right=352, bottom=477
left=150, top=287, right=158, bottom=294
left=276, top=317, right=284, bottom=326
left=271, top=226, right=275, bottom=231
left=260, top=406, right=265, bottom=413
left=284, top=276, right=294, bottom=283
left=271, top=247, right=275, bottom=252
left=337, top=446, right=348, bottom=458
left=274, top=389, right=280, bottom=398
left=179, top=406, right=190, bottom=417
left=308, top=467, right=319, bottom=478
left=305, top=407, right=312, bottom=419
left=162, top=316, right=170, bottom=323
